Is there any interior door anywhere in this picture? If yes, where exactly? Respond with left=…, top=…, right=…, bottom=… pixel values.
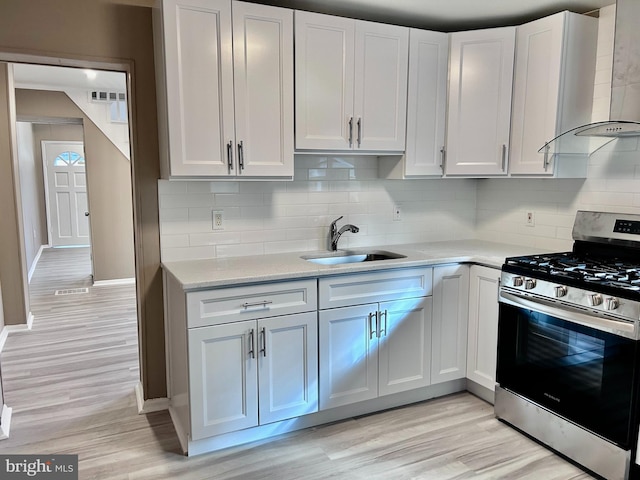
left=42, top=141, right=90, bottom=247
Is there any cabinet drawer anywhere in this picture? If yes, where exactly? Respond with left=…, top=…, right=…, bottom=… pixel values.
left=319, top=267, right=432, bottom=309
left=187, top=279, right=318, bottom=328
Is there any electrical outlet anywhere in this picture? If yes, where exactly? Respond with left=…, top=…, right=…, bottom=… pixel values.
left=212, top=210, right=223, bottom=230
left=393, top=205, right=402, bottom=221
left=525, top=211, right=535, bottom=227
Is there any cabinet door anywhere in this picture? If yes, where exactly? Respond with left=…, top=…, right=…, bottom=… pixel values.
left=232, top=2, right=294, bottom=177
left=162, top=0, right=235, bottom=176
left=378, top=297, right=432, bottom=396
left=466, top=265, right=500, bottom=392
left=509, top=12, right=597, bottom=176
left=258, top=312, right=318, bottom=424
left=353, top=21, right=409, bottom=151
left=295, top=11, right=355, bottom=150
left=188, top=320, right=257, bottom=440
left=446, top=27, right=515, bottom=176
left=319, top=304, right=378, bottom=410
left=431, top=265, right=470, bottom=384
left=509, top=13, right=564, bottom=176
left=404, top=29, right=449, bottom=176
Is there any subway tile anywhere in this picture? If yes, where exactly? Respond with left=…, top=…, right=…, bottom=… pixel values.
left=217, top=243, right=264, bottom=258
left=158, top=180, right=188, bottom=194
left=159, top=193, right=215, bottom=208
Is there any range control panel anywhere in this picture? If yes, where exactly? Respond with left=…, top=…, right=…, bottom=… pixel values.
left=614, top=219, right=640, bottom=235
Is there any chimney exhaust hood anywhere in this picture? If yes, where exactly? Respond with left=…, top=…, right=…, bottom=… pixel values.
left=540, top=0, right=640, bottom=157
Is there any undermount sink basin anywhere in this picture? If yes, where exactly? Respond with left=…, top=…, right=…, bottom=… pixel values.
left=301, top=250, right=406, bottom=265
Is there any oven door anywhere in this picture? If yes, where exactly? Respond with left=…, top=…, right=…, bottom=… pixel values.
left=497, top=290, right=640, bottom=448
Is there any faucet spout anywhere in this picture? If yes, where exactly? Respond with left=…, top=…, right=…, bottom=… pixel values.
left=329, top=216, right=359, bottom=251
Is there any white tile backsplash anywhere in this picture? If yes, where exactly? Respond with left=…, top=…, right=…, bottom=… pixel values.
left=159, top=155, right=478, bottom=261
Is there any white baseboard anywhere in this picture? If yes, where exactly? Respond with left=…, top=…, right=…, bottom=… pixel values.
left=28, top=245, right=46, bottom=284
left=93, top=277, right=136, bottom=287
left=0, top=404, right=13, bottom=440
left=135, top=382, right=169, bottom=414
left=0, top=328, right=8, bottom=353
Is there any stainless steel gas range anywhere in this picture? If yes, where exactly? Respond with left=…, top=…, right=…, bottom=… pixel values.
left=495, top=211, right=640, bottom=480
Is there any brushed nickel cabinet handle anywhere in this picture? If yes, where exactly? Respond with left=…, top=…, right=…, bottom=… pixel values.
left=378, top=310, right=387, bottom=337
left=227, top=140, right=234, bottom=173
left=501, top=144, right=507, bottom=171
left=238, top=140, right=245, bottom=171
left=248, top=329, right=255, bottom=359
left=348, top=116, right=353, bottom=147
left=357, top=117, right=362, bottom=147
left=242, top=300, right=273, bottom=309
left=543, top=143, right=551, bottom=172
left=368, top=312, right=375, bottom=340
left=260, top=327, right=266, bottom=357
left=440, top=146, right=446, bottom=171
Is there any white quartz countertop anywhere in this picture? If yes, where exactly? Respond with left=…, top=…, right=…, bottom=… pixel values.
left=162, top=240, right=549, bottom=291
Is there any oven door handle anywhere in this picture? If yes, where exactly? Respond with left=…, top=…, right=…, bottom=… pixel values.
left=500, top=290, right=639, bottom=340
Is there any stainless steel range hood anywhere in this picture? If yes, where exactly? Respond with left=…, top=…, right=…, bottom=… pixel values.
left=540, top=0, right=640, bottom=156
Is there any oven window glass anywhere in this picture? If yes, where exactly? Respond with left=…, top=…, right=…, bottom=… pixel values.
left=497, top=303, right=638, bottom=448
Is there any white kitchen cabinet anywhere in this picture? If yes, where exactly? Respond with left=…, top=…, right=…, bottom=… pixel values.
left=466, top=265, right=500, bottom=394
left=379, top=28, right=449, bottom=179
left=319, top=297, right=432, bottom=410
left=189, top=311, right=318, bottom=440
left=445, top=27, right=515, bottom=176
left=509, top=12, right=597, bottom=177
left=431, top=265, right=469, bottom=384
left=295, top=11, right=409, bottom=152
left=154, top=0, right=293, bottom=178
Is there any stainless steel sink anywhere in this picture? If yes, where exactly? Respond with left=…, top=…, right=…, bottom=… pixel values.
left=301, top=250, right=406, bottom=265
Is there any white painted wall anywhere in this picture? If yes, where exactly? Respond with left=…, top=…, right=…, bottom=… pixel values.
left=65, top=88, right=130, bottom=160
left=159, top=156, right=477, bottom=262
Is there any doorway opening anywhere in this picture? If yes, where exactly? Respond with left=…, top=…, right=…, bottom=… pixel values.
left=4, top=61, right=141, bottom=413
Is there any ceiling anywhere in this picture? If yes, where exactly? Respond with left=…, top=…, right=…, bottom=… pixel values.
left=250, top=0, right=614, bottom=30
left=12, top=64, right=126, bottom=93
left=114, top=0, right=615, bottom=31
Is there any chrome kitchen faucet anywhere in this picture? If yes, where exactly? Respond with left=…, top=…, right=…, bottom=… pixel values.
left=329, top=216, right=359, bottom=251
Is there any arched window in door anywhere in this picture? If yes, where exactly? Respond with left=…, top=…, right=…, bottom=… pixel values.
left=53, top=151, right=85, bottom=166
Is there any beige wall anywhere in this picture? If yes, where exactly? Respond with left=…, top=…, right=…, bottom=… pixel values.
left=17, top=89, right=135, bottom=281
left=15, top=121, right=45, bottom=272
left=0, top=64, right=30, bottom=328
left=0, top=0, right=165, bottom=399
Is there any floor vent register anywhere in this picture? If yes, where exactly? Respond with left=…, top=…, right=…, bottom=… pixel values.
left=54, top=288, right=89, bottom=296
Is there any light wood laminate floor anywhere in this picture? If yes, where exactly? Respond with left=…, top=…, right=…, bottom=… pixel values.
left=0, top=247, right=595, bottom=479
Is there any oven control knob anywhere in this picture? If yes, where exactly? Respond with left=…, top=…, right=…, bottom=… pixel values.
left=524, top=278, right=537, bottom=290
left=605, top=297, right=619, bottom=311
left=512, top=276, right=524, bottom=287
left=554, top=286, right=568, bottom=298
left=587, top=293, right=603, bottom=307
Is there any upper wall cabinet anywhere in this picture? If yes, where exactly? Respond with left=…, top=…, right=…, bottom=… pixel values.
left=295, top=11, right=409, bottom=152
left=445, top=27, right=516, bottom=176
left=509, top=12, right=597, bottom=177
left=379, top=29, right=449, bottom=179
left=154, top=0, right=294, bottom=178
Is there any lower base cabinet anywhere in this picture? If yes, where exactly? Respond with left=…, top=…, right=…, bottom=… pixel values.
left=189, top=311, right=318, bottom=440
left=165, top=261, right=505, bottom=454
left=319, top=297, right=433, bottom=410
left=466, top=265, right=501, bottom=391
left=431, top=265, right=470, bottom=384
